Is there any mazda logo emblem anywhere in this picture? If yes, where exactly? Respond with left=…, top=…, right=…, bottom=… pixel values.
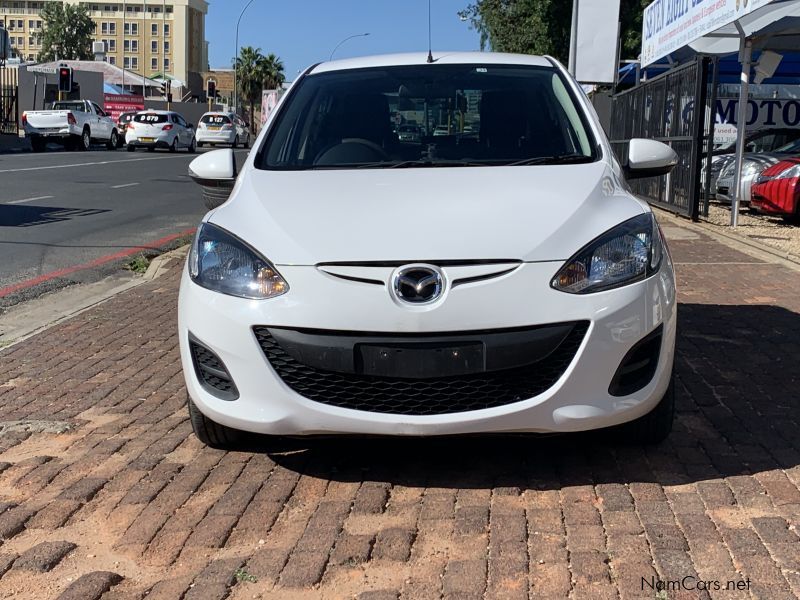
left=392, top=264, right=444, bottom=304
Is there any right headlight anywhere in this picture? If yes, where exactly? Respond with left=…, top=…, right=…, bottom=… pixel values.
left=189, top=223, right=288, bottom=299
left=774, top=163, right=800, bottom=181
left=551, top=213, right=663, bottom=294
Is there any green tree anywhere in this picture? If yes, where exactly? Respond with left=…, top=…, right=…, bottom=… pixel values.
left=259, top=53, right=286, bottom=91
left=459, top=0, right=648, bottom=64
left=235, top=46, right=265, bottom=132
left=37, top=3, right=95, bottom=62
left=235, top=47, right=285, bottom=132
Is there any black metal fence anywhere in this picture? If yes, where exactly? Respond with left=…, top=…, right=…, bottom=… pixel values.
left=610, top=58, right=712, bottom=220
left=0, top=65, right=19, bottom=135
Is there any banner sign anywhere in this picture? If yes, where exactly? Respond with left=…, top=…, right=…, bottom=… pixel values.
left=260, top=89, right=281, bottom=128
left=104, top=93, right=144, bottom=122
left=659, top=96, right=800, bottom=143
left=641, top=0, right=777, bottom=66
left=574, top=0, right=621, bottom=84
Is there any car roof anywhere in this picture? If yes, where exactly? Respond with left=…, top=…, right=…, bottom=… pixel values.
left=202, top=111, right=235, bottom=117
left=136, top=109, right=173, bottom=115
left=310, top=52, right=555, bottom=75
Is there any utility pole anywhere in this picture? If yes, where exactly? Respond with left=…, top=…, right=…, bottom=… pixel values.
left=122, top=0, right=126, bottom=91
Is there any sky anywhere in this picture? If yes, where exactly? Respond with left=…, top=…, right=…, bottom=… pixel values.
left=206, top=0, right=482, bottom=77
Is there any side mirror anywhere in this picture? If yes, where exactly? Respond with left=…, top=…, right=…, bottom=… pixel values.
left=188, top=123, right=194, bottom=129
left=189, top=149, right=237, bottom=209
left=625, top=139, right=679, bottom=180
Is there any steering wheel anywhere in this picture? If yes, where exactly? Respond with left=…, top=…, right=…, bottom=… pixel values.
left=314, top=138, right=390, bottom=165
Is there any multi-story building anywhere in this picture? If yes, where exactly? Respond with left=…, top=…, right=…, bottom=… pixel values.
left=0, top=0, right=208, bottom=85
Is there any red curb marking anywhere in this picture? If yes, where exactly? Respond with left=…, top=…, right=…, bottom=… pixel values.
left=0, top=227, right=196, bottom=299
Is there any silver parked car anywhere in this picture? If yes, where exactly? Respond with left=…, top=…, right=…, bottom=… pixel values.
left=715, top=136, right=800, bottom=204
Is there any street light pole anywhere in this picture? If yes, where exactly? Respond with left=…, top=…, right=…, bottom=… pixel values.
left=233, top=0, right=257, bottom=115
left=329, top=33, right=370, bottom=61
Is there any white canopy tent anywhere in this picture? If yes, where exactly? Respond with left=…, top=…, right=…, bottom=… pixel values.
left=687, top=1, right=800, bottom=226
left=641, top=0, right=800, bottom=226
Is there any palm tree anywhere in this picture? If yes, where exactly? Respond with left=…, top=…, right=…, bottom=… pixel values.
left=235, top=46, right=266, bottom=132
left=260, top=53, right=286, bottom=91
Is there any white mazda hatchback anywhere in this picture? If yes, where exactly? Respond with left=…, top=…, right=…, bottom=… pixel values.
left=180, top=52, right=679, bottom=449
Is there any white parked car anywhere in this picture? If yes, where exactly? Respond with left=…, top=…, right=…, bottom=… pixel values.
left=125, top=110, right=196, bottom=153
left=196, top=112, right=251, bottom=148
left=180, top=52, right=678, bottom=449
left=22, top=99, right=120, bottom=152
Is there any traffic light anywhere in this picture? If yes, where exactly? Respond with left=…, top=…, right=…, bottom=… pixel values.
left=58, top=66, right=73, bottom=93
left=207, top=79, right=216, bottom=99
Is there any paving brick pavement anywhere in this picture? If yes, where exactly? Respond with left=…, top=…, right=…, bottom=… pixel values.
left=0, top=220, right=798, bottom=599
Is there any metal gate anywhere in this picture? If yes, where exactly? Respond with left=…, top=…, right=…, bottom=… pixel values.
left=610, top=57, right=711, bottom=220
left=0, top=65, right=18, bottom=135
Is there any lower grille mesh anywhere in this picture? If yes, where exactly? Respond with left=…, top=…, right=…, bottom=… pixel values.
left=189, top=339, right=239, bottom=401
left=253, top=322, right=588, bottom=415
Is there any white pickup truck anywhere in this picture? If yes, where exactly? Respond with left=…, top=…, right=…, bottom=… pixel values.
left=22, top=100, right=121, bottom=152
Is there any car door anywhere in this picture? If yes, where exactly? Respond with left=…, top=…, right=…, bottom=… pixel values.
left=175, top=114, right=190, bottom=146
left=91, top=102, right=111, bottom=139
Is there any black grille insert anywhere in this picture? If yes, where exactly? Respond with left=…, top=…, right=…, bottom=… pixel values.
left=608, top=324, right=663, bottom=397
left=253, top=322, right=589, bottom=415
left=189, top=336, right=239, bottom=401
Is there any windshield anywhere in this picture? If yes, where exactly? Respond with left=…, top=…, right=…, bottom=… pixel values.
left=134, top=113, right=168, bottom=124
left=773, top=137, right=800, bottom=154
left=257, top=64, right=597, bottom=170
left=53, top=101, right=87, bottom=113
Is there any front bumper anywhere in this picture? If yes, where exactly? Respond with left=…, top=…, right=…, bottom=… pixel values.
left=178, top=260, right=677, bottom=436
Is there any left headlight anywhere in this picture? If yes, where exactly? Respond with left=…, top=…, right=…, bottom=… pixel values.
left=551, top=213, right=663, bottom=294
left=188, top=222, right=288, bottom=299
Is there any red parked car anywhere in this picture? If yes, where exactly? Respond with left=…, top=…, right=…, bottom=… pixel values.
left=751, top=158, right=800, bottom=223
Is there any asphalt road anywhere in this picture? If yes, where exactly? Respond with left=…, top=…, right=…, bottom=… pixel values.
left=0, top=146, right=249, bottom=307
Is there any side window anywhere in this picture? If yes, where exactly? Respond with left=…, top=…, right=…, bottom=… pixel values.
left=93, top=103, right=106, bottom=117
left=176, top=115, right=187, bottom=127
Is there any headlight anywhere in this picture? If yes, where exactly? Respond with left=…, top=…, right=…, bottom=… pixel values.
left=742, top=162, right=760, bottom=178
left=189, top=223, right=288, bottom=299
left=551, top=213, right=663, bottom=294
left=775, top=163, right=800, bottom=181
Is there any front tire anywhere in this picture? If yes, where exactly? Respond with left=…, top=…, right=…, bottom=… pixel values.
left=106, top=129, right=119, bottom=150
left=197, top=141, right=204, bottom=148
left=612, top=375, right=675, bottom=444
left=187, top=396, right=246, bottom=449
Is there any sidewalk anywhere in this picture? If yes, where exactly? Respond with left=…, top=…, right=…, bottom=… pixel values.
left=0, top=133, right=29, bottom=154
left=0, top=217, right=799, bottom=599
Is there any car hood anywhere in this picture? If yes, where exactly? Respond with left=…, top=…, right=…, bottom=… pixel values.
left=208, top=162, right=646, bottom=265
left=718, top=153, right=787, bottom=181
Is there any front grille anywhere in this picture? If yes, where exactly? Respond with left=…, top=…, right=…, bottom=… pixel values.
left=189, top=337, right=239, bottom=401
left=253, top=322, right=589, bottom=415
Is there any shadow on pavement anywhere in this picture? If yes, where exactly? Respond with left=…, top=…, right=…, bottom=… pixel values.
left=0, top=205, right=110, bottom=227
left=258, top=303, right=800, bottom=489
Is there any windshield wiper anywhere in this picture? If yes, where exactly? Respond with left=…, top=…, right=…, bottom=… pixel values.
left=506, top=154, right=594, bottom=166
left=362, top=159, right=488, bottom=169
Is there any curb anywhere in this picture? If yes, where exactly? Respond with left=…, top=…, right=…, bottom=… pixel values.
left=0, top=245, right=190, bottom=351
left=143, top=244, right=190, bottom=280
left=653, top=208, right=800, bottom=272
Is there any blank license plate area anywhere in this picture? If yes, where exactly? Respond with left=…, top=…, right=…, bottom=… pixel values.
left=358, top=343, right=484, bottom=379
